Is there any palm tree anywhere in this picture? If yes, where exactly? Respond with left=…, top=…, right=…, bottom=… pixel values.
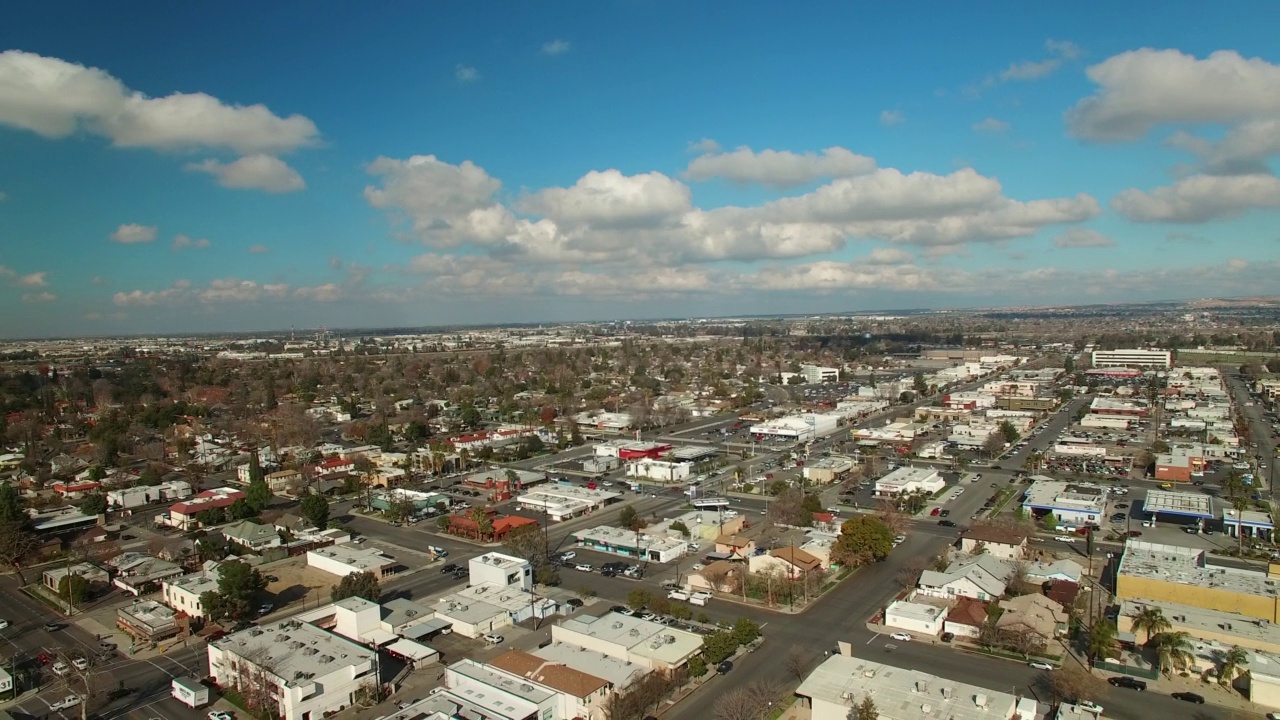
left=1154, top=631, right=1196, bottom=677
left=1130, top=607, right=1172, bottom=644
left=1230, top=495, right=1251, bottom=553
left=1086, top=619, right=1118, bottom=668
left=1218, top=645, right=1248, bottom=686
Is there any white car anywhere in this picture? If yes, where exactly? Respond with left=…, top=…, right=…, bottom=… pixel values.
left=207, top=712, right=233, bottom=720
left=1077, top=700, right=1102, bottom=714
left=50, top=696, right=82, bottom=712
left=574, top=563, right=593, bottom=572
left=0, top=619, right=8, bottom=630
left=561, top=551, right=577, bottom=561
left=1054, top=535, right=1077, bottom=544
left=889, top=632, right=913, bottom=642
left=72, top=657, right=89, bottom=671
left=892, top=535, right=906, bottom=545
left=1028, top=661, right=1054, bottom=670
left=483, top=634, right=505, bottom=645
left=52, top=662, right=69, bottom=676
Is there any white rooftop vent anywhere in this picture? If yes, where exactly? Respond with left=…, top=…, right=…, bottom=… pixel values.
left=941, top=686, right=953, bottom=699
left=915, top=680, right=928, bottom=694
left=921, top=704, right=932, bottom=713
left=974, top=693, right=988, bottom=708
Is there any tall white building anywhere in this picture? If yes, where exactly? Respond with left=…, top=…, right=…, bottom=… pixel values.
left=1090, top=348, right=1172, bottom=369
left=468, top=552, right=532, bottom=592
left=208, top=619, right=376, bottom=720
left=801, top=364, right=840, bottom=383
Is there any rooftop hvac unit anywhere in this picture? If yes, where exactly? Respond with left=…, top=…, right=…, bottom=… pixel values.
left=318, top=655, right=334, bottom=664
left=915, top=681, right=928, bottom=694
left=612, top=622, right=624, bottom=629
left=974, top=693, right=989, bottom=708
left=302, top=647, right=318, bottom=655
left=921, top=704, right=932, bottom=713
left=665, top=635, right=675, bottom=644
left=941, top=687, right=953, bottom=699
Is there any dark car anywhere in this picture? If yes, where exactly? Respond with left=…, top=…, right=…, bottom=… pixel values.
left=1171, top=692, right=1205, bottom=704
left=939, top=509, right=951, bottom=517
left=940, top=632, right=954, bottom=643
left=610, top=605, right=629, bottom=614
left=439, top=563, right=459, bottom=574
left=565, top=598, right=584, bottom=609
left=938, top=520, right=957, bottom=527
left=717, top=660, right=733, bottom=674
left=1108, top=676, right=1146, bottom=691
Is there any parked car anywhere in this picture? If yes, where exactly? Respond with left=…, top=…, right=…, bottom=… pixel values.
left=1028, top=661, right=1053, bottom=670
left=1108, top=676, right=1146, bottom=691
left=483, top=634, right=505, bottom=645
left=50, top=696, right=82, bottom=712
left=717, top=660, right=733, bottom=674
left=889, top=632, right=912, bottom=642
left=561, top=551, right=577, bottom=561
left=565, top=598, right=584, bottom=609
left=574, top=563, right=593, bottom=572
left=1076, top=700, right=1103, bottom=714
left=52, top=662, right=70, bottom=676
left=1171, top=692, right=1205, bottom=704
left=72, top=657, right=89, bottom=671
left=208, top=712, right=233, bottom=720
left=439, top=563, right=460, bottom=574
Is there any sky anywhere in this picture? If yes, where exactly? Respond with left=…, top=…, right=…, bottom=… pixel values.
left=2, top=2, right=1280, bottom=338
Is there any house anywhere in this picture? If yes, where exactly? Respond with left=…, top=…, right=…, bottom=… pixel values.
left=222, top=520, right=283, bottom=552
left=43, top=562, right=109, bottom=595
left=958, top=526, right=1029, bottom=561
left=748, top=547, right=823, bottom=579
left=162, top=561, right=223, bottom=619
left=208, top=618, right=376, bottom=720
left=1024, top=559, right=1083, bottom=585
left=686, top=560, right=740, bottom=593
left=273, top=513, right=314, bottom=536
left=944, top=597, right=990, bottom=639
left=486, top=649, right=614, bottom=720
left=445, top=510, right=538, bottom=542
left=157, top=488, right=245, bottom=530
left=317, top=457, right=356, bottom=476
left=714, top=534, right=757, bottom=559
left=997, top=594, right=1068, bottom=640
left=107, top=553, right=184, bottom=596
left=917, top=554, right=1011, bottom=601
left=883, top=599, right=945, bottom=636
left=51, top=480, right=101, bottom=498
left=266, top=469, right=303, bottom=493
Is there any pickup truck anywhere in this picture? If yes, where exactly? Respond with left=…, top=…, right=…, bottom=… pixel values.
left=667, top=589, right=691, bottom=602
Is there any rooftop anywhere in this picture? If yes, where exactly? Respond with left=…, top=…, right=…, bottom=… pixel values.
left=119, top=599, right=178, bottom=629
left=796, top=654, right=1020, bottom=720
left=1223, top=507, right=1274, bottom=529
left=487, top=649, right=609, bottom=699
left=876, top=467, right=941, bottom=488
left=307, top=546, right=394, bottom=572
left=962, top=525, right=1029, bottom=547
left=555, top=612, right=702, bottom=665
left=886, top=600, right=945, bottom=623
left=574, top=525, right=687, bottom=554
left=448, top=658, right=553, bottom=712
left=806, top=456, right=855, bottom=471
left=1021, top=479, right=1108, bottom=512
left=1144, top=489, right=1214, bottom=518
left=532, top=642, right=648, bottom=690
left=214, top=619, right=374, bottom=688
left=1120, top=598, right=1280, bottom=648
left=1118, top=540, right=1280, bottom=599
left=471, top=552, right=528, bottom=571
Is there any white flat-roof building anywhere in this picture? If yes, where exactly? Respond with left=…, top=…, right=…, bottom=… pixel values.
left=107, top=480, right=192, bottom=509
left=516, top=485, right=620, bottom=522
left=874, top=467, right=944, bottom=497
left=884, top=599, right=945, bottom=636
left=552, top=612, right=703, bottom=671
left=307, top=546, right=395, bottom=578
left=1091, top=348, right=1172, bottom=369
left=433, top=584, right=558, bottom=639
left=1020, top=479, right=1107, bottom=526
left=572, top=526, right=687, bottom=563
left=469, top=552, right=532, bottom=591
left=625, top=458, right=692, bottom=482
left=796, top=654, right=1029, bottom=720
left=444, top=659, right=558, bottom=720
left=209, top=619, right=376, bottom=720
left=801, top=364, right=840, bottom=383
left=750, top=413, right=841, bottom=442
left=162, top=561, right=223, bottom=619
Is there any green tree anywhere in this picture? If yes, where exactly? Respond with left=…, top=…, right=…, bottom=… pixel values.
left=460, top=404, right=482, bottom=428
left=831, top=516, right=894, bottom=567
left=913, top=372, right=928, bottom=394
left=245, top=473, right=272, bottom=513
left=202, top=559, right=266, bottom=622
left=1129, top=606, right=1171, bottom=644
left=687, top=655, right=707, bottom=678
left=57, top=573, right=90, bottom=604
left=730, top=617, right=760, bottom=646
left=1086, top=619, right=1118, bottom=666
left=619, top=505, right=639, bottom=530
left=77, top=493, right=108, bottom=516
left=1041, top=512, right=1058, bottom=532
left=299, top=494, right=330, bottom=529
left=670, top=520, right=690, bottom=538
left=627, top=589, right=653, bottom=612
left=1218, top=645, right=1248, bottom=686
left=0, top=483, right=25, bottom=524
left=1151, top=439, right=1171, bottom=454
left=848, top=694, right=878, bottom=720
left=998, top=420, right=1020, bottom=444
left=331, top=570, right=382, bottom=602
left=1154, top=631, right=1195, bottom=677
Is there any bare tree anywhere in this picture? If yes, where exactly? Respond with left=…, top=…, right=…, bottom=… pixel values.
left=1044, top=663, right=1105, bottom=704
left=783, top=645, right=811, bottom=681
left=875, top=498, right=908, bottom=536
left=713, top=679, right=782, bottom=720
left=894, top=555, right=929, bottom=590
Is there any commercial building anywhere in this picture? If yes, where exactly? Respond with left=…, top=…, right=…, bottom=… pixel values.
left=1020, top=479, right=1107, bottom=527
left=795, top=654, right=1032, bottom=720
left=162, top=561, right=223, bottom=619
left=444, top=659, right=558, bottom=720
left=594, top=440, right=673, bottom=460
left=307, top=546, right=395, bottom=579
left=1089, top=397, right=1150, bottom=417
left=624, top=458, right=692, bottom=482
left=551, top=612, right=703, bottom=671
left=750, top=413, right=841, bottom=441
left=433, top=583, right=558, bottom=639
left=1090, top=348, right=1172, bottom=369
left=1116, top=540, right=1280, bottom=623
left=874, top=467, right=944, bottom=497
left=107, top=480, right=191, bottom=509
left=469, top=552, right=532, bottom=592
left=516, top=485, right=620, bottom=522
left=572, top=526, right=687, bottom=563
left=208, top=618, right=376, bottom=720
left=107, top=552, right=184, bottom=596
left=487, top=649, right=613, bottom=720
left=802, top=456, right=855, bottom=485
left=43, top=562, right=108, bottom=595
left=642, top=510, right=745, bottom=542
left=117, top=599, right=183, bottom=645
left=1223, top=507, right=1275, bottom=541
left=883, top=599, right=945, bottom=636
left=801, top=364, right=840, bottom=383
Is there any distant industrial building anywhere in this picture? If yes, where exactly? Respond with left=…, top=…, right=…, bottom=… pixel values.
left=1090, top=348, right=1172, bottom=370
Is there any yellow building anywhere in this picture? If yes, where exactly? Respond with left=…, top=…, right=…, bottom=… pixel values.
left=1115, top=541, right=1280, bottom=623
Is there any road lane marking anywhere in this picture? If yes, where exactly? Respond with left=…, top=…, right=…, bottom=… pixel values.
left=866, top=633, right=880, bottom=644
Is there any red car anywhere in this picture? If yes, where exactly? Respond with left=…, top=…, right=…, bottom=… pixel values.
left=930, top=508, right=941, bottom=516
left=37, top=651, right=52, bottom=665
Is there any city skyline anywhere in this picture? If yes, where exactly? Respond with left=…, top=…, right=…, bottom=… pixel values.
left=3, top=3, right=1280, bottom=337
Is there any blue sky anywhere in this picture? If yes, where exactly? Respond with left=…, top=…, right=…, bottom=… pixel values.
left=2, top=2, right=1279, bottom=337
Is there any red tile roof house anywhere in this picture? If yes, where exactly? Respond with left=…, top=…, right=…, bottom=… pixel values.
left=159, top=488, right=246, bottom=530
left=52, top=480, right=101, bottom=499
left=317, top=457, right=356, bottom=476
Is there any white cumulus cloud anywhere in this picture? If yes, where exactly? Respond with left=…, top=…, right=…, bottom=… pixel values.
left=1112, top=173, right=1280, bottom=223
left=524, top=170, right=691, bottom=227
left=172, top=235, right=211, bottom=250
left=880, top=110, right=905, bottom=126
left=1053, top=228, right=1115, bottom=248
left=0, top=50, right=319, bottom=154
left=683, top=146, right=875, bottom=187
left=110, top=223, right=157, bottom=244
left=248, top=244, right=270, bottom=254
left=456, top=65, right=480, bottom=83
left=16, top=271, right=47, bottom=287
left=972, top=117, right=1011, bottom=134
left=21, top=291, right=56, bottom=303
left=186, top=154, right=305, bottom=193
left=1067, top=49, right=1280, bottom=141
left=365, top=154, right=514, bottom=248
